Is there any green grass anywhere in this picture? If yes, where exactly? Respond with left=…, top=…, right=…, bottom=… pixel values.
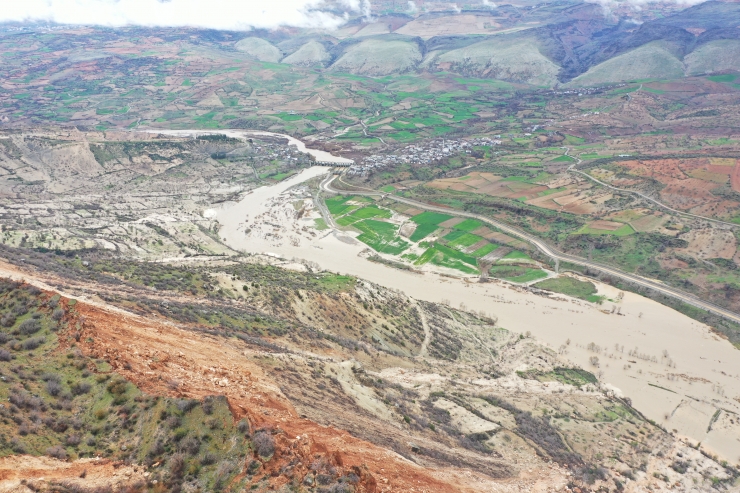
left=576, top=224, right=635, bottom=236
left=380, top=185, right=395, bottom=193
left=552, top=155, right=575, bottom=162
left=415, top=243, right=478, bottom=274
left=336, top=215, right=362, bottom=226
left=538, top=187, right=567, bottom=197
left=490, top=265, right=547, bottom=283
left=410, top=211, right=454, bottom=226
left=471, top=243, right=498, bottom=257
left=534, top=276, right=597, bottom=300
left=0, top=281, right=252, bottom=489
left=453, top=219, right=483, bottom=232
left=540, top=367, right=598, bottom=387
left=325, top=195, right=356, bottom=215
left=564, top=134, right=585, bottom=145
left=355, top=219, right=409, bottom=255
left=708, top=74, right=738, bottom=83
left=446, top=232, right=483, bottom=249
left=350, top=206, right=392, bottom=220
left=314, top=218, right=329, bottom=230
left=501, top=250, right=531, bottom=260
left=409, top=223, right=438, bottom=242
left=336, top=205, right=391, bottom=226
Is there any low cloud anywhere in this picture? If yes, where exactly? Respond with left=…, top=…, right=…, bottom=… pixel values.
left=0, top=0, right=370, bottom=30
left=587, top=0, right=707, bottom=12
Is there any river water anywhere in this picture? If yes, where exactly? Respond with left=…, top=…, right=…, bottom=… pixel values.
left=152, top=130, right=740, bottom=460
left=144, top=129, right=354, bottom=164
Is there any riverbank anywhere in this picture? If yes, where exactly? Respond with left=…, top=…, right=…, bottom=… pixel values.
left=214, top=165, right=740, bottom=462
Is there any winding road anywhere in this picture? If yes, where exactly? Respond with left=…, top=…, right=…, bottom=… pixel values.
left=562, top=147, right=740, bottom=229
left=321, top=172, right=740, bottom=324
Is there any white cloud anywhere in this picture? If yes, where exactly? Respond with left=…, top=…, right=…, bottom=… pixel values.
left=587, top=0, right=707, bottom=13
left=0, top=0, right=370, bottom=30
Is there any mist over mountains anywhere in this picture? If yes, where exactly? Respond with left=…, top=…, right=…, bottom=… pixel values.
left=227, top=0, right=740, bottom=85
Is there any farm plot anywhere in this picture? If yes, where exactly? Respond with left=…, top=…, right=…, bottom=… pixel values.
left=575, top=221, right=635, bottom=236
left=409, top=223, right=439, bottom=241
left=355, top=219, right=410, bottom=255
left=489, top=265, right=547, bottom=283
left=336, top=205, right=392, bottom=226
left=534, top=276, right=603, bottom=303
left=415, top=243, right=479, bottom=274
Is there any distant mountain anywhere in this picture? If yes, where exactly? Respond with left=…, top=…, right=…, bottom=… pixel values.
left=233, top=0, right=740, bottom=86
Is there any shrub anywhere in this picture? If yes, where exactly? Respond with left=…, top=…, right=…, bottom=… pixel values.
left=18, top=319, right=42, bottom=335
left=71, top=382, right=92, bottom=396
left=46, top=445, right=68, bottom=460
left=52, top=308, right=65, bottom=321
left=42, top=372, right=61, bottom=383
left=175, top=399, right=198, bottom=413
left=149, top=439, right=165, bottom=457
left=179, top=436, right=201, bottom=455
left=94, top=408, right=108, bottom=420
left=46, top=380, right=63, bottom=396
left=169, top=454, right=185, bottom=479
left=66, top=434, right=81, bottom=446
left=11, top=438, right=27, bottom=454
left=253, top=431, right=275, bottom=458
left=107, top=379, right=128, bottom=396
left=1, top=314, right=16, bottom=328
left=21, top=336, right=45, bottom=351
left=201, top=452, right=217, bottom=465
left=0, top=349, right=11, bottom=361
left=237, top=419, right=250, bottom=434
left=0, top=333, right=9, bottom=344
left=18, top=423, right=31, bottom=435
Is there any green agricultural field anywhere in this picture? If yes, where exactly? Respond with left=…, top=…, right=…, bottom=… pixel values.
left=575, top=224, right=635, bottom=236
left=534, top=276, right=603, bottom=303
left=350, top=206, right=392, bottom=220
left=489, top=265, right=547, bottom=283
left=409, top=223, right=438, bottom=242
left=326, top=195, right=358, bottom=215
left=336, top=215, right=363, bottom=226
left=415, top=243, right=478, bottom=274
left=501, top=250, right=531, bottom=260
left=355, top=219, right=409, bottom=255
left=445, top=232, right=484, bottom=249
left=411, top=211, right=455, bottom=225
left=453, top=219, right=484, bottom=232
left=471, top=243, right=498, bottom=257
left=314, top=218, right=329, bottom=230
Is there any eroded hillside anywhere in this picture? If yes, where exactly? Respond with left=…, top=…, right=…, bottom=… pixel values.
left=0, top=247, right=737, bottom=492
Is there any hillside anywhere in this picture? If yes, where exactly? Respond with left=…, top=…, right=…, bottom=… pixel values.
left=568, top=42, right=685, bottom=87
left=235, top=37, right=283, bottom=63
left=434, top=37, right=561, bottom=86
left=1, top=245, right=737, bottom=492
left=330, top=38, right=423, bottom=76
left=282, top=40, right=332, bottom=67
left=685, top=39, right=740, bottom=76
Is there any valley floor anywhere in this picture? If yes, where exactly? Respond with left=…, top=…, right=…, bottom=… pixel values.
left=215, top=166, right=740, bottom=462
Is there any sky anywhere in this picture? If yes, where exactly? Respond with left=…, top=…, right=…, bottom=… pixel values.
left=0, top=0, right=371, bottom=30
left=0, top=0, right=708, bottom=31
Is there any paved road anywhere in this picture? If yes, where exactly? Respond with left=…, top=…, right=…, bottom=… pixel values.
left=562, top=147, right=739, bottom=229
left=321, top=173, right=740, bottom=324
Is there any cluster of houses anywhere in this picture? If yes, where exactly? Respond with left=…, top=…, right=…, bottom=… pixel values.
left=346, top=137, right=501, bottom=176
